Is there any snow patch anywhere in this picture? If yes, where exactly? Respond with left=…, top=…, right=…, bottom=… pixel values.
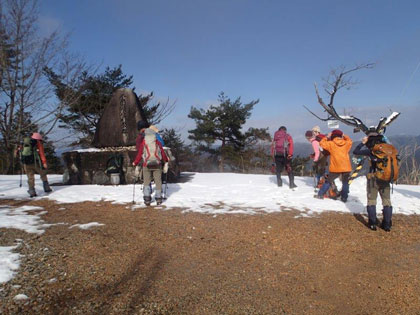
left=13, top=294, right=28, bottom=301
left=69, top=222, right=105, bottom=230
left=0, top=245, right=20, bottom=284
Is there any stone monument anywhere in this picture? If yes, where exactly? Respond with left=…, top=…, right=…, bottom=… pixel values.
left=62, top=88, right=177, bottom=185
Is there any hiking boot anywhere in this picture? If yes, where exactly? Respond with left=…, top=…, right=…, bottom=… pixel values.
left=313, top=194, right=323, bottom=199
left=43, top=181, right=52, bottom=193
left=381, top=206, right=392, bottom=232
left=27, top=188, right=37, bottom=198
left=366, top=205, right=377, bottom=228
left=144, top=196, right=152, bottom=206
left=156, top=198, right=163, bottom=205
left=277, top=178, right=282, bottom=187
left=368, top=224, right=377, bottom=231
left=288, top=174, right=297, bottom=189
left=368, top=220, right=377, bottom=231
left=341, top=197, right=347, bottom=203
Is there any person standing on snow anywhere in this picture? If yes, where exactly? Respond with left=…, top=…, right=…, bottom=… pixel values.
left=132, top=127, right=169, bottom=206
left=16, top=132, right=52, bottom=197
left=314, top=129, right=352, bottom=202
left=305, top=130, right=328, bottom=187
left=353, top=133, right=394, bottom=231
left=271, top=126, right=297, bottom=189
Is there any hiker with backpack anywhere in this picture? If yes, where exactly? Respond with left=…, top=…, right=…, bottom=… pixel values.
left=134, top=121, right=166, bottom=180
left=314, top=129, right=352, bottom=202
left=15, top=132, right=52, bottom=197
left=271, top=126, right=297, bottom=189
left=353, top=133, right=398, bottom=231
left=132, top=127, right=169, bottom=206
left=305, top=129, right=328, bottom=187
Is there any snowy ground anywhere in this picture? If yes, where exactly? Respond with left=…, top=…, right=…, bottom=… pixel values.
left=1, top=172, right=420, bottom=283
left=1, top=173, right=420, bottom=215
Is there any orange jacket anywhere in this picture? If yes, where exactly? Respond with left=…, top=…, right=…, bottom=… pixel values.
left=319, top=135, right=352, bottom=173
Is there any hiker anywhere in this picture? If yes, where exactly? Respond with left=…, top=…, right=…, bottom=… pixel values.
left=132, top=127, right=169, bottom=206
left=353, top=133, right=397, bottom=231
left=314, top=129, right=352, bottom=202
left=271, top=126, right=297, bottom=189
left=305, top=130, right=327, bottom=187
left=16, top=132, right=52, bottom=197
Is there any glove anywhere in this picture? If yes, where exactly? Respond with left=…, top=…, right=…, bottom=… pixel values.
left=43, top=163, right=48, bottom=169
left=287, top=155, right=293, bottom=160
left=134, top=165, right=140, bottom=177
left=163, top=162, right=169, bottom=174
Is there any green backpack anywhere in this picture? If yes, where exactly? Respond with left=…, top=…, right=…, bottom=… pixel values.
left=105, top=153, right=123, bottom=175
left=21, top=137, right=35, bottom=164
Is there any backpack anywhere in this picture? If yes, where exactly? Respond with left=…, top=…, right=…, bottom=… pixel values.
left=273, top=131, right=289, bottom=156
left=105, top=153, right=123, bottom=175
left=315, top=134, right=330, bottom=156
left=21, top=137, right=35, bottom=164
left=371, top=143, right=399, bottom=182
left=317, top=176, right=339, bottom=199
left=142, top=129, right=162, bottom=169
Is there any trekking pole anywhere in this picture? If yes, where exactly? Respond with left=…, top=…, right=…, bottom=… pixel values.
left=132, top=177, right=137, bottom=204
left=163, top=172, right=168, bottom=199
left=18, top=150, right=23, bottom=187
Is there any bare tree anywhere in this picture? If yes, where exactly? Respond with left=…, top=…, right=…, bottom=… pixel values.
left=0, top=0, right=73, bottom=173
left=305, top=63, right=400, bottom=135
left=398, top=142, right=420, bottom=185
left=144, top=95, right=177, bottom=126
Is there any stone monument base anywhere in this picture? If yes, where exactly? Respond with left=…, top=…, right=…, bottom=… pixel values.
left=62, top=147, right=178, bottom=185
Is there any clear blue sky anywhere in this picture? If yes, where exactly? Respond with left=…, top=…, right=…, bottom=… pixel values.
left=39, top=0, right=420, bottom=142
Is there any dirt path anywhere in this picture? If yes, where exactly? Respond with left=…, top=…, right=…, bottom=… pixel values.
left=1, top=199, right=420, bottom=314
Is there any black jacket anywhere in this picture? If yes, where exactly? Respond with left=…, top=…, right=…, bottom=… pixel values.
left=353, top=143, right=377, bottom=173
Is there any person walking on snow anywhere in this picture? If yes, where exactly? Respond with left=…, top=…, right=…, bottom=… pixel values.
left=271, top=126, right=297, bottom=189
left=315, top=129, right=352, bottom=202
left=16, top=132, right=52, bottom=197
left=132, top=127, right=169, bottom=206
left=353, top=133, right=393, bottom=231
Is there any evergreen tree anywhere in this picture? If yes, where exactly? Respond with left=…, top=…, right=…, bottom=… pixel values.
left=188, top=92, right=268, bottom=172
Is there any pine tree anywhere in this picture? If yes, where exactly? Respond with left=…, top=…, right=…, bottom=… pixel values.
left=188, top=92, right=268, bottom=172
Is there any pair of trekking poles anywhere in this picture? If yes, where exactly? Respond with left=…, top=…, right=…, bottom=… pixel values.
left=132, top=167, right=169, bottom=204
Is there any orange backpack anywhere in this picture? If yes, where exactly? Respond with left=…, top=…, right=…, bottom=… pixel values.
left=371, top=143, right=399, bottom=182
left=317, top=177, right=339, bottom=199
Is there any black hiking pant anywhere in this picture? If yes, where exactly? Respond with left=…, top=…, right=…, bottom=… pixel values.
left=274, top=154, right=294, bottom=186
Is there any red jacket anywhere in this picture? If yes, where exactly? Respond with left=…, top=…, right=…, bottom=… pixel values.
left=133, top=138, right=168, bottom=166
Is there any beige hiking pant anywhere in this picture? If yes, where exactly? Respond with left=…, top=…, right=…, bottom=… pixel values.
left=24, top=163, right=48, bottom=189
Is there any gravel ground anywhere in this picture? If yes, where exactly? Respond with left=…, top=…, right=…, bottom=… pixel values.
left=1, top=198, right=420, bottom=314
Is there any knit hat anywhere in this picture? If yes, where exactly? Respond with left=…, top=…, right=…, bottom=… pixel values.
left=279, top=126, right=287, bottom=131
left=331, top=129, right=343, bottom=138
left=31, top=132, right=42, bottom=140
left=137, top=120, right=149, bottom=131
left=305, top=130, right=313, bottom=138
left=312, top=125, right=321, bottom=133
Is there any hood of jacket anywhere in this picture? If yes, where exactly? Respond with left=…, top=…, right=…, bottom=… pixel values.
left=332, top=137, right=347, bottom=147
